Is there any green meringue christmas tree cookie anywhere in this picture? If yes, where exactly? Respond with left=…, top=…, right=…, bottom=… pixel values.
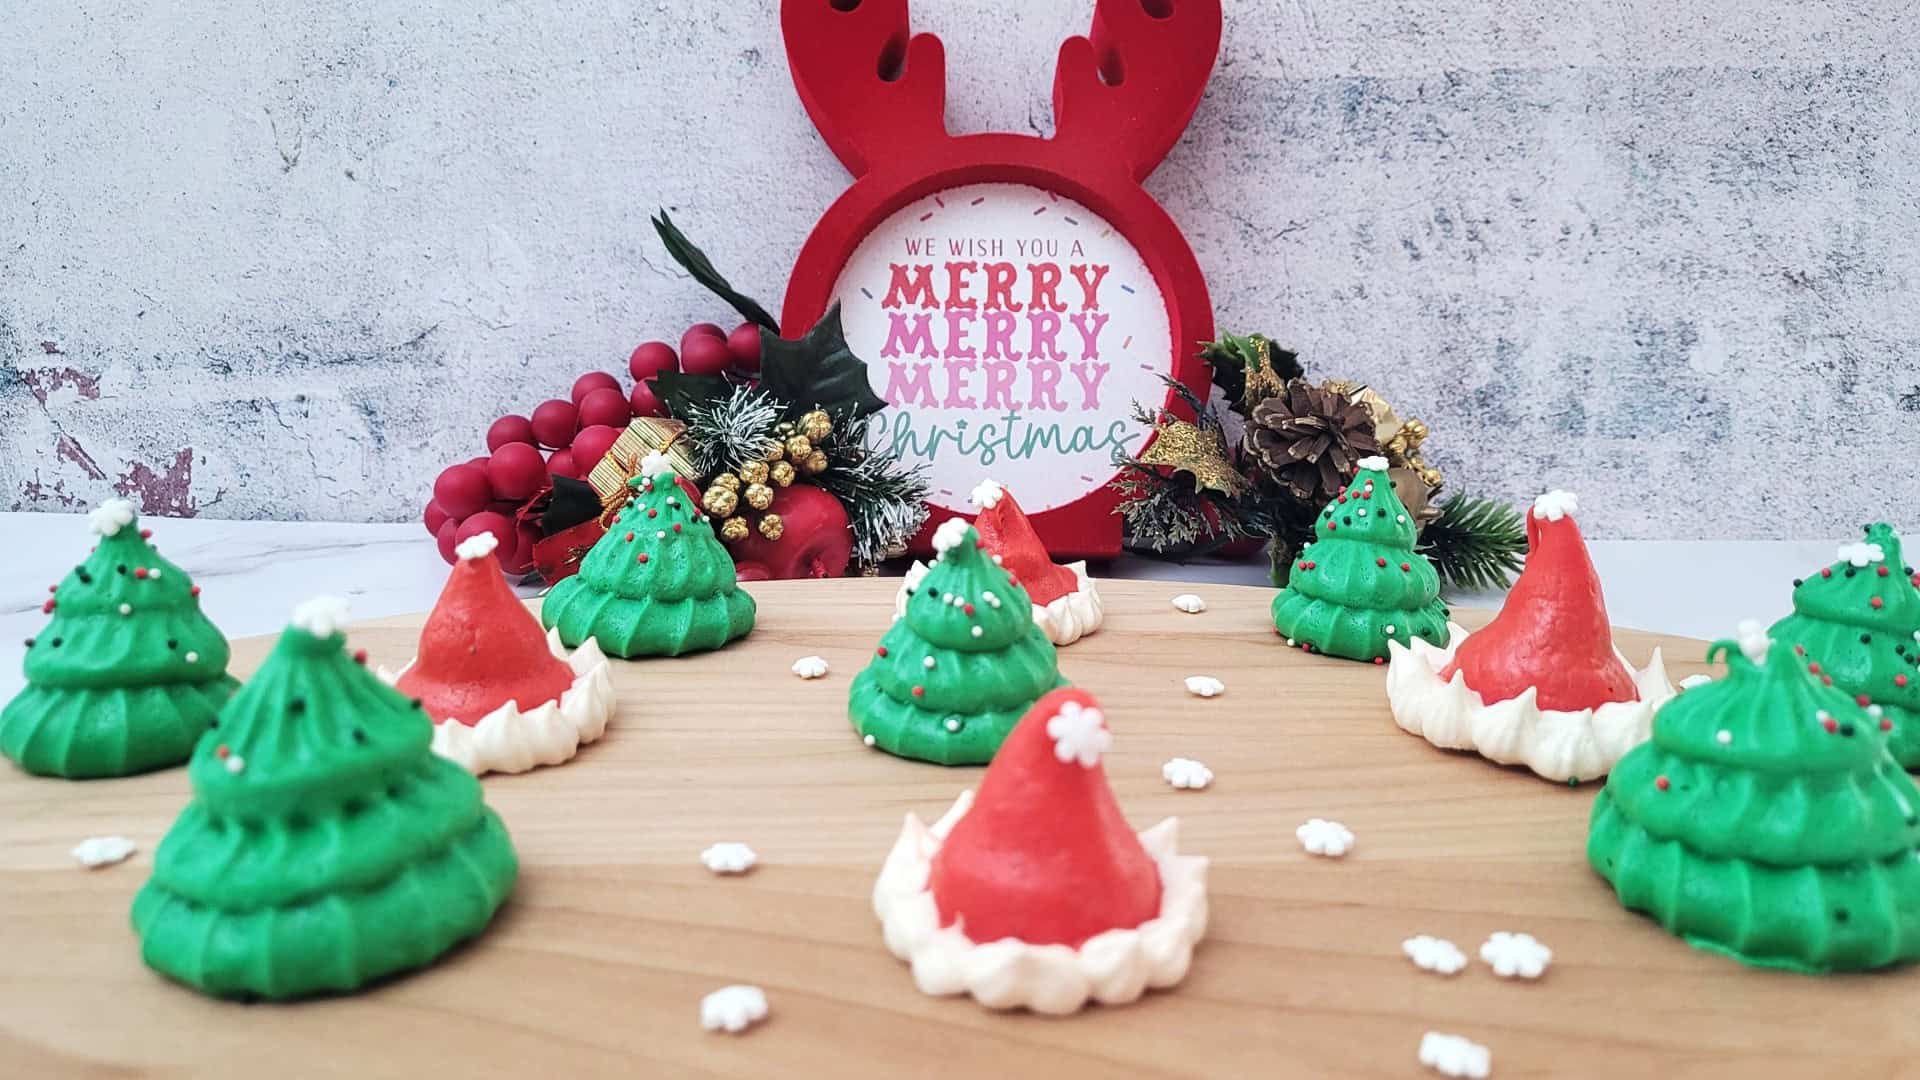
left=542, top=454, right=755, bottom=658
left=1271, top=456, right=1449, bottom=662
left=850, top=518, right=1067, bottom=764
left=1588, top=622, right=1920, bottom=974
left=1769, top=524, right=1920, bottom=768
left=132, top=598, right=518, bottom=999
left=1, top=500, right=238, bottom=779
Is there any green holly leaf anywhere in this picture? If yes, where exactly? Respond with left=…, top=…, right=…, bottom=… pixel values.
left=757, top=303, right=887, bottom=422
left=646, top=370, right=734, bottom=418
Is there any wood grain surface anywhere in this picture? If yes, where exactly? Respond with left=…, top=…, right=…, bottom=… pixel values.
left=1, top=578, right=1913, bottom=1078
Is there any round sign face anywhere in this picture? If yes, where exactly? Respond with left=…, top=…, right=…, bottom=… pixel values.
left=830, top=182, right=1172, bottom=516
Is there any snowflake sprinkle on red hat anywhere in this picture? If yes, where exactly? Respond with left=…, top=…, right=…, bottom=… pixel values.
left=872, top=687, right=1208, bottom=1014
left=894, top=479, right=1104, bottom=646
left=383, top=532, right=614, bottom=775
left=1385, top=491, right=1674, bottom=783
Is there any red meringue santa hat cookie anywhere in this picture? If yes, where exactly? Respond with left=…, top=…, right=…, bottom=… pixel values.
left=389, top=533, right=614, bottom=775
left=894, top=479, right=1105, bottom=646
left=872, top=687, right=1209, bottom=1013
left=1386, top=491, right=1674, bottom=783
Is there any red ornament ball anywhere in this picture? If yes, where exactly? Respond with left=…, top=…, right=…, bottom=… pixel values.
left=486, top=442, right=547, bottom=501
left=571, top=424, right=622, bottom=475
left=485, top=415, right=536, bottom=451
left=455, top=511, right=514, bottom=557
left=576, top=386, right=632, bottom=430
left=679, top=332, right=732, bottom=377
left=529, top=399, right=580, bottom=448
left=628, top=341, right=679, bottom=382
left=629, top=381, right=664, bottom=418
left=434, top=518, right=461, bottom=564
left=726, top=322, right=763, bottom=372
left=432, top=463, right=493, bottom=519
left=547, top=448, right=579, bottom=479
left=570, top=371, right=622, bottom=405
left=682, top=322, right=725, bottom=348
left=423, top=500, right=450, bottom=537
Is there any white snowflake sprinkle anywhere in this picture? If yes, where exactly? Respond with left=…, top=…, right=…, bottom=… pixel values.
left=1402, top=935, right=1467, bottom=976
left=862, top=734, right=876, bottom=747
left=1479, top=931, right=1552, bottom=979
left=639, top=450, right=674, bottom=478
left=1297, top=818, right=1354, bottom=858
left=88, top=499, right=136, bottom=537
left=1045, top=700, right=1111, bottom=768
left=1357, top=455, right=1389, bottom=471
left=1170, top=593, right=1207, bottom=614
left=790, top=655, right=829, bottom=679
left=72, top=836, right=137, bottom=869
left=1420, top=1031, right=1491, bottom=1079
left=1837, top=541, right=1886, bottom=567
left=1161, top=757, right=1213, bottom=790
left=969, top=478, right=1005, bottom=509
left=700, top=985, right=768, bottom=1034
left=931, top=517, right=970, bottom=553
left=700, top=842, right=757, bottom=875
left=1680, top=674, right=1712, bottom=689
left=454, top=532, right=499, bottom=560
left=147, top=568, right=161, bottom=580
left=1184, top=675, right=1225, bottom=698
left=1532, top=489, right=1579, bottom=521
left=945, top=718, right=961, bottom=732
left=290, top=596, right=351, bottom=638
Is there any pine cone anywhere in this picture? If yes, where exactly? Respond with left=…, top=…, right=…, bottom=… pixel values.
left=1247, top=380, right=1382, bottom=503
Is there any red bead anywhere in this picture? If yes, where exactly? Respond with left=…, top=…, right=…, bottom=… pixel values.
left=912, top=685, right=925, bottom=697
left=1400, top=563, right=1412, bottom=572
left=1361, top=491, right=1372, bottom=500
left=975, top=540, right=988, bottom=549
left=41, top=599, right=54, bottom=613
left=1327, top=523, right=1337, bottom=531
left=1821, top=568, right=1832, bottom=578
left=46, top=584, right=55, bottom=593
left=1879, top=566, right=1891, bottom=577
left=1822, top=676, right=1833, bottom=686
left=1858, top=694, right=1873, bottom=707
left=1808, top=662, right=1821, bottom=674
left=1298, top=562, right=1307, bottom=572
left=352, top=649, right=368, bottom=665
left=1373, top=656, right=1384, bottom=665
left=1896, top=675, right=1909, bottom=688
left=139, top=528, right=152, bottom=539
left=877, top=646, right=888, bottom=657
left=1376, top=557, right=1387, bottom=567
left=637, top=553, right=649, bottom=564
left=190, top=585, right=201, bottom=597
left=1871, top=597, right=1884, bottom=609
left=673, top=523, right=682, bottom=533
left=1338, top=494, right=1347, bottom=503
left=1823, top=717, right=1839, bottom=733
left=648, top=508, right=657, bottom=518
left=625, top=532, right=634, bottom=541
left=1655, top=775, right=1670, bottom=791
left=963, top=603, right=975, bottom=615
left=1793, top=644, right=1805, bottom=655
left=215, top=744, right=230, bottom=759
left=1883, top=719, right=1895, bottom=732
left=134, top=567, right=147, bottom=579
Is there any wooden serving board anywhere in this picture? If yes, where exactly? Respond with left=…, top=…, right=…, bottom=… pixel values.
left=1, top=578, right=1913, bottom=1078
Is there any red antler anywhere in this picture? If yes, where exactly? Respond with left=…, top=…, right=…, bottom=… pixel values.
left=1052, top=0, right=1223, bottom=179
left=781, top=0, right=948, bottom=178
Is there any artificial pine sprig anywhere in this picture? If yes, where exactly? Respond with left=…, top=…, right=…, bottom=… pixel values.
left=815, top=414, right=931, bottom=567
left=1419, top=492, right=1527, bottom=593
left=678, top=387, right=783, bottom=477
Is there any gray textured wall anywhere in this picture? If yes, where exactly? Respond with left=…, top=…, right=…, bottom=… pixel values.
left=3, top=1, right=1914, bottom=537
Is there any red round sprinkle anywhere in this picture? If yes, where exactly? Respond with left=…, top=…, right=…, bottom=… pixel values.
left=1896, top=674, right=1909, bottom=688
left=647, top=508, right=657, bottom=518
left=1298, top=562, right=1308, bottom=572
left=134, top=567, right=148, bottom=579
left=1808, top=662, right=1822, bottom=675
left=1794, top=644, right=1806, bottom=656
left=1858, top=694, right=1873, bottom=707
left=190, top=585, right=201, bottom=597
left=1871, top=597, right=1884, bottom=609
left=46, top=584, right=56, bottom=593
left=912, top=685, right=925, bottom=697
left=1361, top=491, right=1372, bottom=500
left=1376, top=557, right=1387, bottom=567
left=1338, top=494, right=1348, bottom=503
left=963, top=603, right=975, bottom=615
left=624, top=531, right=634, bottom=541
left=41, top=599, right=55, bottom=614
left=877, top=646, right=888, bottom=657
left=1372, top=656, right=1384, bottom=665
left=140, top=528, right=152, bottom=539
left=637, top=553, right=649, bottom=564
left=1821, top=676, right=1833, bottom=686
left=1823, top=717, right=1839, bottom=733
left=1400, top=563, right=1412, bottom=572
left=215, top=744, right=231, bottom=759
left=1327, top=523, right=1337, bottom=531
left=673, top=522, right=682, bottom=533
left=1883, top=719, right=1895, bottom=732
left=975, top=540, right=988, bottom=550
left=1821, top=568, right=1832, bottom=578
left=352, top=649, right=368, bottom=665
left=1878, top=566, right=1891, bottom=577
left=1655, top=775, right=1670, bottom=791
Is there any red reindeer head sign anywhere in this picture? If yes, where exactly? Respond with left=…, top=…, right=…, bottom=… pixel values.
left=779, top=0, right=1222, bottom=559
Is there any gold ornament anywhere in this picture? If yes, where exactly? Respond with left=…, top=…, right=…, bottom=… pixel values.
left=1325, top=380, right=1444, bottom=492
left=719, top=515, right=749, bottom=542
left=756, top=513, right=784, bottom=540
left=774, top=421, right=797, bottom=438
left=738, top=460, right=770, bottom=486
left=1240, top=335, right=1288, bottom=408
left=800, top=449, right=829, bottom=475
left=785, top=434, right=814, bottom=460
left=762, top=437, right=785, bottom=463
left=702, top=485, right=739, bottom=518
left=712, top=472, right=741, bottom=492
left=799, top=409, right=833, bottom=442
left=769, top=460, right=796, bottom=487
left=1134, top=416, right=1250, bottom=496
left=744, top=482, right=774, bottom=510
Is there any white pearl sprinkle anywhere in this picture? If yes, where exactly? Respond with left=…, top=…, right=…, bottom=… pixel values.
left=1716, top=730, right=1732, bottom=744
left=945, top=718, right=960, bottom=732
left=982, top=591, right=1001, bottom=608
left=184, top=651, right=199, bottom=663
left=1396, top=514, right=1407, bottom=523
left=941, top=592, right=953, bottom=603
left=148, top=568, right=162, bottom=580
left=1286, top=637, right=1296, bottom=646
left=1385, top=624, right=1397, bottom=635
left=656, top=531, right=666, bottom=540
left=923, top=656, right=936, bottom=669
left=1358, top=508, right=1368, bottom=516
left=667, top=498, right=679, bottom=507
left=991, top=554, right=1004, bottom=566
left=862, top=734, right=876, bottom=747
left=118, top=603, right=132, bottom=615
left=970, top=626, right=983, bottom=638
left=224, top=754, right=246, bottom=774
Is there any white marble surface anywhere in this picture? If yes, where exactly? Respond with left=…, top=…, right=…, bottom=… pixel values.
left=0, top=510, right=1839, bottom=699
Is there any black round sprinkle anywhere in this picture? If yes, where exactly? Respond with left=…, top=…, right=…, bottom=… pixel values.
left=1792, top=578, right=1803, bottom=587
left=1845, top=568, right=1857, bottom=578
left=166, top=639, right=178, bottom=650
left=23, top=638, right=35, bottom=648
left=352, top=729, right=367, bottom=744
left=1341, top=515, right=1352, bottom=525
left=1840, top=723, right=1857, bottom=737
left=1862, top=634, right=1873, bottom=644
left=1836, top=909, right=1851, bottom=923
left=410, top=698, right=424, bottom=710
left=288, top=698, right=306, bottom=714
left=76, top=570, right=91, bottom=584
left=905, top=587, right=915, bottom=597
left=50, top=638, right=62, bottom=648
left=209, top=719, right=219, bottom=729
left=116, top=564, right=127, bottom=575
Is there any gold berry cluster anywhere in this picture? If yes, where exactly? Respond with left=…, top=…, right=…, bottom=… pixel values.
left=702, top=409, right=833, bottom=543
